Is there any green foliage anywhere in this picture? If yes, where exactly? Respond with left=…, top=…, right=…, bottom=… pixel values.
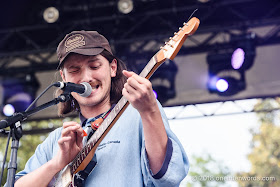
left=0, top=117, right=78, bottom=186
left=236, top=98, right=280, bottom=187
left=187, top=153, right=231, bottom=187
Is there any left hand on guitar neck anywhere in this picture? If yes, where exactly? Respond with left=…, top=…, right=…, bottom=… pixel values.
left=122, top=70, right=158, bottom=115
left=122, top=70, right=168, bottom=174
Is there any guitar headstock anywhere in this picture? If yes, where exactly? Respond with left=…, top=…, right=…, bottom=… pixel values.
left=156, top=17, right=200, bottom=63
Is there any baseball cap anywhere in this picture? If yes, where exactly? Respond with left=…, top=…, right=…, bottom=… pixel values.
left=56, top=30, right=113, bottom=69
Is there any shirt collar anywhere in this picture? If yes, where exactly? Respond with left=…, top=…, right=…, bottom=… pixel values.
left=79, top=104, right=116, bottom=127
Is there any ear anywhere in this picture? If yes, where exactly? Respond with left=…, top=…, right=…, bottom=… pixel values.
left=60, top=69, right=66, bottom=82
left=110, top=59, right=117, bottom=77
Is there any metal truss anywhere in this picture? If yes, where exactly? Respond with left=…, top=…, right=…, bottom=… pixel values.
left=0, top=0, right=280, bottom=76
left=166, top=96, right=280, bottom=121
left=1, top=97, right=279, bottom=137
left=1, top=0, right=280, bottom=136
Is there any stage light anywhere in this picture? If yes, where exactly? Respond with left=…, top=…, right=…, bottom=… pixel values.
left=197, top=0, right=211, bottom=3
left=43, top=7, right=59, bottom=23
left=216, top=79, right=229, bottom=92
left=231, top=48, right=245, bottom=70
left=230, top=32, right=256, bottom=71
left=153, top=90, right=158, bottom=99
left=1, top=74, right=40, bottom=116
left=118, top=0, right=134, bottom=14
left=207, top=75, right=246, bottom=96
left=206, top=33, right=256, bottom=96
left=150, top=59, right=178, bottom=104
left=2, top=104, right=15, bottom=117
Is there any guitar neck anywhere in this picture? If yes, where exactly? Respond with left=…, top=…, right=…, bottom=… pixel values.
left=67, top=16, right=200, bottom=176
left=69, top=51, right=166, bottom=175
left=139, top=50, right=166, bottom=79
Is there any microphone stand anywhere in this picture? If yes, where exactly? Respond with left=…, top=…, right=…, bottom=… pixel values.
left=0, top=93, right=72, bottom=187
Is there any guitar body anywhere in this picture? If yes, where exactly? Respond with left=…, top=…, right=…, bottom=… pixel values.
left=53, top=165, right=72, bottom=187
left=54, top=17, right=200, bottom=187
left=54, top=158, right=97, bottom=187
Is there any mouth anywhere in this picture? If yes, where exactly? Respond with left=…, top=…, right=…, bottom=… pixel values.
left=89, top=82, right=100, bottom=92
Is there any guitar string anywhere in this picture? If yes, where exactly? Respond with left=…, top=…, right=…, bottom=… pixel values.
left=69, top=59, right=156, bottom=173
left=69, top=36, right=173, bottom=173
left=70, top=97, right=127, bottom=172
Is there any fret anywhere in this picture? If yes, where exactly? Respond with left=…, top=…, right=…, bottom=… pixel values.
left=139, top=56, right=157, bottom=78
left=100, top=123, right=104, bottom=132
left=77, top=156, right=81, bottom=166
left=96, top=130, right=100, bottom=140
left=112, top=106, right=116, bottom=117
left=72, top=162, right=77, bottom=174
left=81, top=149, right=86, bottom=160
left=87, top=143, right=92, bottom=153
left=94, top=133, right=98, bottom=144
left=107, top=115, right=111, bottom=123
left=122, top=97, right=127, bottom=105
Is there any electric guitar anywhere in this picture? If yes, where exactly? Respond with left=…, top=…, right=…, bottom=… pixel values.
left=54, top=17, right=200, bottom=187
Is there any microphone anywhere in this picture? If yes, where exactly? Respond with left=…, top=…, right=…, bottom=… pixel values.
left=54, top=82, right=92, bottom=97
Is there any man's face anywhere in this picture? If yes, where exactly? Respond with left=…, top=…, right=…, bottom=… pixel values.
left=60, top=53, right=117, bottom=109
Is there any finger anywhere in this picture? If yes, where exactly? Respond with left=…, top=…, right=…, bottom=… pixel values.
left=122, top=70, right=135, bottom=78
left=58, top=136, right=71, bottom=149
left=124, top=82, right=138, bottom=95
left=126, top=77, right=141, bottom=90
left=62, top=121, right=80, bottom=128
left=122, top=87, right=131, bottom=100
left=61, top=125, right=80, bottom=137
left=58, top=136, right=71, bottom=144
left=129, top=74, right=150, bottom=86
left=75, top=126, right=85, bottom=145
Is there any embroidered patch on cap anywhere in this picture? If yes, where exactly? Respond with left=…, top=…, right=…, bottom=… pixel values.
left=65, top=34, right=86, bottom=53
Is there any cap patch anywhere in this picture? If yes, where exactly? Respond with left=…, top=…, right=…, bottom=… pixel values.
left=65, top=34, right=86, bottom=53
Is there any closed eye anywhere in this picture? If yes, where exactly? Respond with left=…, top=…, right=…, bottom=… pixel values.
left=68, top=68, right=80, bottom=74
left=90, top=65, right=100, bottom=70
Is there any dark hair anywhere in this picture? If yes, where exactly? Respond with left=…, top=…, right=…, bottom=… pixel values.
left=56, top=50, right=127, bottom=116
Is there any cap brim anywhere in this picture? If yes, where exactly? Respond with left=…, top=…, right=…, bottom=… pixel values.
left=57, top=48, right=104, bottom=69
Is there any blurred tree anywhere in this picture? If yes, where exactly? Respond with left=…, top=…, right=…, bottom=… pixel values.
left=186, top=153, right=231, bottom=187
left=0, top=117, right=78, bottom=186
left=236, top=98, right=280, bottom=187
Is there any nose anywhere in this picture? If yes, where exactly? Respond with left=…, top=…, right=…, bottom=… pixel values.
left=80, top=67, right=93, bottom=83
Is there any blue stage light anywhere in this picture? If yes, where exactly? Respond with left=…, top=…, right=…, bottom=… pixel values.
left=206, top=33, right=256, bottom=96
left=1, top=74, right=40, bottom=116
left=216, top=79, right=229, bottom=92
left=153, top=90, right=158, bottom=99
left=2, top=104, right=15, bottom=116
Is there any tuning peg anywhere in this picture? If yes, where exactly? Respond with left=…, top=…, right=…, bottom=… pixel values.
left=165, top=42, right=173, bottom=47
left=160, top=46, right=167, bottom=50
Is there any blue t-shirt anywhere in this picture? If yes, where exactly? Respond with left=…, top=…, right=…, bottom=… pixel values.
left=15, top=102, right=189, bottom=186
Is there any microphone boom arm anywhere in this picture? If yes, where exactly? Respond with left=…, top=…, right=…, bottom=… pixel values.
left=0, top=93, right=72, bottom=130
left=1, top=92, right=72, bottom=187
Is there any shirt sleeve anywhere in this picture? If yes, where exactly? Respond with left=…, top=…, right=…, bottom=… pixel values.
left=141, top=101, right=189, bottom=187
left=14, top=128, right=62, bottom=182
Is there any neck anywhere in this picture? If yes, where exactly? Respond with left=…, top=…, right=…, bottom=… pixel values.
left=79, top=102, right=111, bottom=119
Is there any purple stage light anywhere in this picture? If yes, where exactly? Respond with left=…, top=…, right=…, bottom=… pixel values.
left=231, top=48, right=245, bottom=70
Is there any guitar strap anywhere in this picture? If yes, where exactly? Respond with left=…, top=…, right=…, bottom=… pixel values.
left=82, top=105, right=115, bottom=144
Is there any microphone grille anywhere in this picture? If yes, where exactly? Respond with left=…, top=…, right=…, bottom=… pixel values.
left=79, top=82, right=92, bottom=97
